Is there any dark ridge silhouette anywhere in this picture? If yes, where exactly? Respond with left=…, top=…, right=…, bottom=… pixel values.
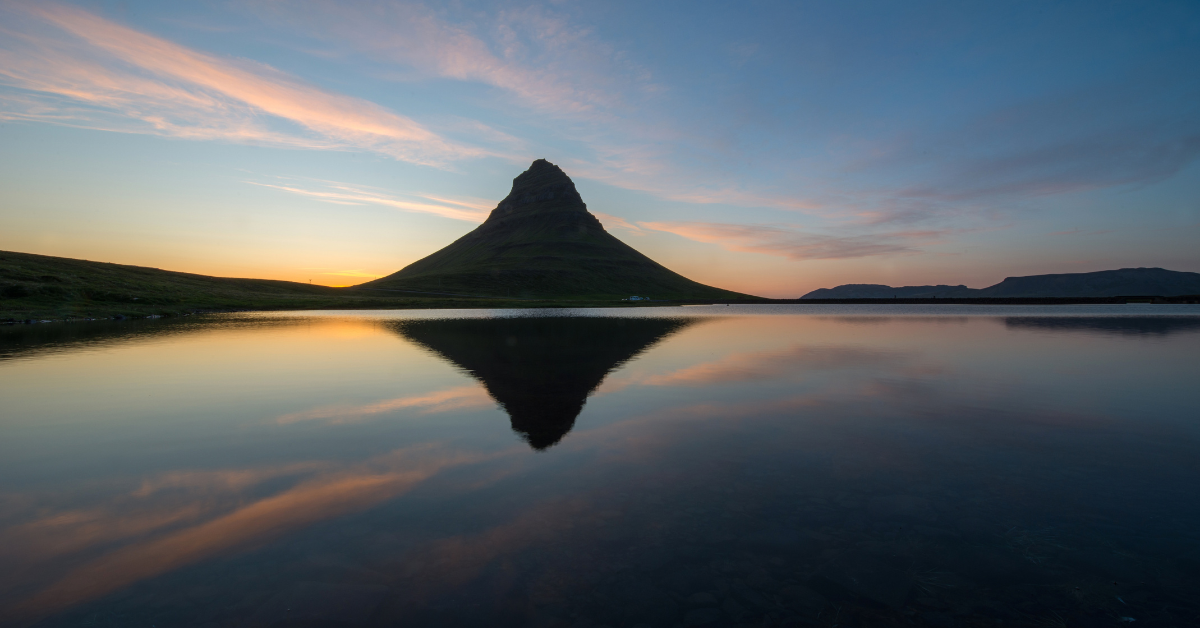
left=979, top=268, right=1200, bottom=298
left=0, top=249, right=534, bottom=322
left=0, top=316, right=196, bottom=362
left=1004, top=316, right=1200, bottom=337
left=0, top=316, right=312, bottom=362
left=392, top=316, right=696, bottom=449
left=800, top=284, right=977, bottom=299
left=361, top=159, right=749, bottom=300
left=801, top=268, right=1200, bottom=299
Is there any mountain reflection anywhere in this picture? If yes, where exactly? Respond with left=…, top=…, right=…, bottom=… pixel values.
left=391, top=317, right=696, bottom=449
left=1004, top=316, right=1200, bottom=336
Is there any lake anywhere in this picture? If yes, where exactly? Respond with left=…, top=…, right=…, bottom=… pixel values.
left=2, top=305, right=1199, bottom=628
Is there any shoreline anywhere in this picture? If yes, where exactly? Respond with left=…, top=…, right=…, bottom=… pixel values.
left=6, top=295, right=1199, bottom=326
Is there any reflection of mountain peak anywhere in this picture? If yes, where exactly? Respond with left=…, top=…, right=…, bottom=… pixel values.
left=1004, top=316, right=1200, bottom=336
left=393, top=317, right=694, bottom=449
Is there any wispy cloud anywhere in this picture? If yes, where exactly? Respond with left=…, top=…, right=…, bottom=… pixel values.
left=0, top=2, right=489, bottom=166
left=244, top=2, right=829, bottom=212
left=592, top=211, right=643, bottom=234
left=1048, top=229, right=1113, bottom=237
left=895, top=129, right=1200, bottom=203
left=248, top=180, right=491, bottom=222
left=850, top=82, right=1200, bottom=222
left=4, top=0, right=1193, bottom=248
left=567, top=153, right=826, bottom=211
left=639, top=221, right=948, bottom=260
left=249, top=1, right=636, bottom=119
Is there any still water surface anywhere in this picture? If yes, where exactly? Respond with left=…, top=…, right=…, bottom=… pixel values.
left=2, top=305, right=1199, bottom=627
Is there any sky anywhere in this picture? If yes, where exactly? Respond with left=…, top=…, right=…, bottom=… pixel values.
left=0, top=0, right=1197, bottom=297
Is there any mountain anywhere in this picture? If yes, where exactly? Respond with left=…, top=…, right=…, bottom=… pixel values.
left=800, top=268, right=1200, bottom=299
left=391, top=316, right=695, bottom=449
left=801, top=284, right=977, bottom=299
left=0, top=249, right=340, bottom=321
left=0, top=249, right=536, bottom=322
left=976, top=268, right=1200, bottom=298
left=360, top=159, right=748, bottom=300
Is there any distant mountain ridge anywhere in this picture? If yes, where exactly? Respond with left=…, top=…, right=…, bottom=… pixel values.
left=801, top=268, right=1200, bottom=299
left=361, top=159, right=747, bottom=300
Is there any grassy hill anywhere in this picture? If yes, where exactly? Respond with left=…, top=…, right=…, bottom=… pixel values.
left=0, top=250, right=530, bottom=322
left=1, top=161, right=760, bottom=322
left=361, top=159, right=752, bottom=300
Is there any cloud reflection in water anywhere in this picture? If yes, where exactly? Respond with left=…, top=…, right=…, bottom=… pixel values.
left=1, top=309, right=1198, bottom=626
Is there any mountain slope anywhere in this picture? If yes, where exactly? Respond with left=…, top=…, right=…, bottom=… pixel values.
left=360, top=159, right=749, bottom=300
left=0, top=249, right=522, bottom=321
left=0, top=250, right=336, bottom=319
left=801, top=268, right=1200, bottom=299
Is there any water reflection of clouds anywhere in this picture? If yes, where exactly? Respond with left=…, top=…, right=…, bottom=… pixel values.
left=354, top=388, right=943, bottom=613
left=9, top=324, right=874, bottom=621
left=817, top=316, right=974, bottom=326
left=4, top=446, right=499, bottom=623
left=129, top=463, right=330, bottom=497
left=382, top=378, right=1200, bottom=626
left=274, top=384, right=493, bottom=425
left=0, top=316, right=314, bottom=363
left=4, top=310, right=1199, bottom=625
left=0, top=462, right=333, bottom=600
left=1004, top=316, right=1200, bottom=337
left=641, top=344, right=908, bottom=387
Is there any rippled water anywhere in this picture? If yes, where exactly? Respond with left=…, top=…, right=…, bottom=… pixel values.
left=2, top=305, right=1199, bottom=628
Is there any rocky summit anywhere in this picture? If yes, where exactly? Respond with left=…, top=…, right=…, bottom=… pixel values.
left=360, top=159, right=746, bottom=300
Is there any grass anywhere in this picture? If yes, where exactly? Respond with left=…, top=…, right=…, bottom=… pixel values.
left=364, top=198, right=755, bottom=301
left=0, top=250, right=684, bottom=322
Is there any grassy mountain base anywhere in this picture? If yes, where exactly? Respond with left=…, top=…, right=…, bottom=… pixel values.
left=363, top=160, right=751, bottom=301
left=0, top=250, right=557, bottom=322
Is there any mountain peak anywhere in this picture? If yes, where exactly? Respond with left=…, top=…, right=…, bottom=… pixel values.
left=361, top=160, right=748, bottom=300
left=492, top=159, right=584, bottom=218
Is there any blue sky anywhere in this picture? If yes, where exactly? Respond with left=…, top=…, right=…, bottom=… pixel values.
left=1, top=0, right=1197, bottom=296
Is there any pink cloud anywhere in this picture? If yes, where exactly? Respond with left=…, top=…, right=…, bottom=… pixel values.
left=638, top=221, right=946, bottom=260
left=592, top=211, right=643, bottom=234
left=247, top=180, right=491, bottom=223
left=251, top=1, right=630, bottom=118
left=244, top=2, right=835, bottom=212
left=0, top=2, right=489, bottom=166
left=566, top=153, right=826, bottom=210
left=0, top=2, right=831, bottom=215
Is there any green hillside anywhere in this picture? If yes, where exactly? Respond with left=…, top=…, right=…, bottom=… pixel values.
left=360, top=159, right=752, bottom=300
left=1, top=160, right=758, bottom=321
left=0, top=250, right=517, bottom=322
